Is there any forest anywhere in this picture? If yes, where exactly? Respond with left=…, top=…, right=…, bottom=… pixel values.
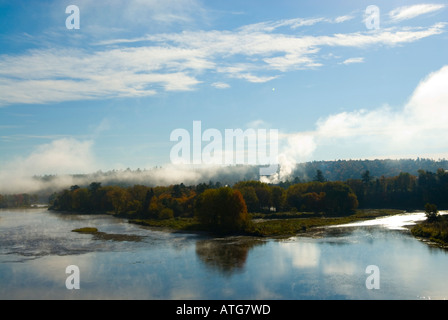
left=48, top=180, right=360, bottom=217
left=27, top=158, right=448, bottom=196
left=45, top=167, right=448, bottom=234
left=0, top=193, right=39, bottom=208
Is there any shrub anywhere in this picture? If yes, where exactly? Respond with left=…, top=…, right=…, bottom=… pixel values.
left=158, top=208, right=174, bottom=220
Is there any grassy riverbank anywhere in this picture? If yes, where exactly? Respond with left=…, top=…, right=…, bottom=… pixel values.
left=411, top=216, right=448, bottom=247
left=130, top=209, right=405, bottom=237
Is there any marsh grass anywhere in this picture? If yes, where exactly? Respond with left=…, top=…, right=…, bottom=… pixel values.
left=411, top=216, right=448, bottom=246
left=72, top=227, right=98, bottom=233
left=72, top=227, right=143, bottom=242
left=130, top=209, right=404, bottom=237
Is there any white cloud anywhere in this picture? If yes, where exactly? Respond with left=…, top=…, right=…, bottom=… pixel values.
left=262, top=65, right=448, bottom=183
left=246, top=119, right=268, bottom=129
left=0, top=14, right=445, bottom=106
left=232, top=73, right=278, bottom=83
left=340, top=57, right=364, bottom=65
left=211, top=82, right=230, bottom=89
left=73, top=0, right=206, bottom=29
left=0, top=47, right=204, bottom=105
left=239, top=14, right=356, bottom=33
left=238, top=17, right=326, bottom=33
left=10, top=138, right=97, bottom=175
left=389, top=4, right=445, bottom=22
left=314, top=65, right=448, bottom=159
left=334, top=15, right=354, bottom=23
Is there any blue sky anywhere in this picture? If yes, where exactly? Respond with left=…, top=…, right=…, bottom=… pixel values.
left=0, top=0, right=447, bottom=187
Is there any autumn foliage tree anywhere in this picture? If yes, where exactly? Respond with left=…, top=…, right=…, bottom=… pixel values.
left=195, top=187, right=250, bottom=233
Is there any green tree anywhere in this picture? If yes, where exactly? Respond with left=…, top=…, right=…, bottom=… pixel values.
left=425, top=203, right=439, bottom=222
left=171, top=184, right=182, bottom=198
left=322, top=182, right=358, bottom=216
left=270, top=186, right=285, bottom=212
left=72, top=188, right=90, bottom=211
left=234, top=180, right=272, bottom=212
left=107, top=187, right=130, bottom=215
left=238, top=186, right=259, bottom=212
left=362, top=170, right=371, bottom=185
left=89, top=182, right=102, bottom=194
left=314, top=170, right=326, bottom=182
left=301, top=192, right=325, bottom=213
left=286, top=183, right=308, bottom=210
left=158, top=208, right=174, bottom=220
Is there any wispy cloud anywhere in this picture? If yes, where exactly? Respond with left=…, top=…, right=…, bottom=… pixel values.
left=73, top=0, right=207, bottom=31
left=340, top=57, right=364, bottom=65
left=0, top=12, right=445, bottom=106
left=211, top=82, right=230, bottom=89
left=334, top=15, right=354, bottom=23
left=389, top=4, right=445, bottom=22
left=238, top=17, right=326, bottom=33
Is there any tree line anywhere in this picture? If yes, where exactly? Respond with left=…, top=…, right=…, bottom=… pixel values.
left=49, top=179, right=359, bottom=231
left=292, top=158, right=448, bottom=182
left=0, top=193, right=39, bottom=208
left=345, top=169, right=448, bottom=210
left=48, top=168, right=448, bottom=233
left=49, top=180, right=360, bottom=216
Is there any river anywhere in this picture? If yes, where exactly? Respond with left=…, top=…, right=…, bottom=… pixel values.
left=0, top=208, right=447, bottom=300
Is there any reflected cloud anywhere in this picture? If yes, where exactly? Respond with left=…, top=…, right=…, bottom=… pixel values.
left=279, top=241, right=320, bottom=269
left=322, top=260, right=357, bottom=275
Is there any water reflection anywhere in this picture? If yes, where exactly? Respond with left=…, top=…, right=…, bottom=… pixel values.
left=195, top=237, right=265, bottom=275
left=3, top=209, right=448, bottom=299
left=278, top=241, right=320, bottom=269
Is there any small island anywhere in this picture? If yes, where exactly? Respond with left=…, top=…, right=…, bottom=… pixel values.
left=72, top=227, right=99, bottom=233
left=72, top=226, right=143, bottom=242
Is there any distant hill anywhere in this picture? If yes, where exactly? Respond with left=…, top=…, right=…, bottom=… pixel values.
left=291, top=158, right=448, bottom=182
left=6, top=158, right=448, bottom=199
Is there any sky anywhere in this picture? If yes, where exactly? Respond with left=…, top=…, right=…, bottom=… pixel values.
left=0, top=0, right=447, bottom=189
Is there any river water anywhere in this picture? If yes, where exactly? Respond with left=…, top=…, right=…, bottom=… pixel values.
left=0, top=208, right=447, bottom=300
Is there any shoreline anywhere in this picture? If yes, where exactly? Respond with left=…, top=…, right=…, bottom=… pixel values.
left=410, top=215, right=448, bottom=249
left=47, top=207, right=448, bottom=246
left=128, top=208, right=406, bottom=238
left=17, top=207, right=448, bottom=247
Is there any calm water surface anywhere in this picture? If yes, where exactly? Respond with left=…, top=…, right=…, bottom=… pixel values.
left=1, top=208, right=447, bottom=300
